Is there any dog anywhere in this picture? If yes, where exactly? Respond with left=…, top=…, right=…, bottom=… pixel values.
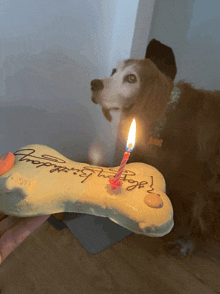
left=91, top=39, right=220, bottom=256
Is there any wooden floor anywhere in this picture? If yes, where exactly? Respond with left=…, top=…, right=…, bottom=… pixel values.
left=0, top=219, right=220, bottom=294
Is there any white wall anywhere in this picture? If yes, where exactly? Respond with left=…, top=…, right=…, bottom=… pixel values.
left=147, top=0, right=220, bottom=90
left=130, top=0, right=156, bottom=59
left=101, top=0, right=140, bottom=74
left=0, top=0, right=139, bottom=166
left=182, top=0, right=220, bottom=89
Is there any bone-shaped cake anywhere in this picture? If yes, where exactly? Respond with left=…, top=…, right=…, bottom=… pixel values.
left=0, top=144, right=174, bottom=237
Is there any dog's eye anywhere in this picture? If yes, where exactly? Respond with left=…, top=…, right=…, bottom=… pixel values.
left=125, top=74, right=137, bottom=83
left=111, top=68, right=117, bottom=76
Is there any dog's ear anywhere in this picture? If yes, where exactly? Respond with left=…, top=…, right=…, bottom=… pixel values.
left=145, top=39, right=177, bottom=81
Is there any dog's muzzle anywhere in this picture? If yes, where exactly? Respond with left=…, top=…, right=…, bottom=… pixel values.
left=90, top=79, right=114, bottom=122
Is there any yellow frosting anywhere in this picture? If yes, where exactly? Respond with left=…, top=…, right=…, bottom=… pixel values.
left=0, top=144, right=174, bottom=237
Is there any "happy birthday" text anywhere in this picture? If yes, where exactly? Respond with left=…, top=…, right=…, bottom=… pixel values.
left=14, top=149, right=155, bottom=192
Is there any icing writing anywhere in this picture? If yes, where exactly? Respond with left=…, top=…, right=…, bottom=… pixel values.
left=14, top=149, right=155, bottom=192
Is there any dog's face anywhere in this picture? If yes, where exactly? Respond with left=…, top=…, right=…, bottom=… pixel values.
left=91, top=61, right=141, bottom=112
left=91, top=59, right=174, bottom=122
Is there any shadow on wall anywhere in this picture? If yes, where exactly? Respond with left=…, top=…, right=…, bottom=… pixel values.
left=179, top=34, right=220, bottom=90
left=0, top=46, right=99, bottom=163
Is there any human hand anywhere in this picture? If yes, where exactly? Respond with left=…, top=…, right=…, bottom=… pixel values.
left=0, top=213, right=50, bottom=263
left=0, top=152, right=50, bottom=264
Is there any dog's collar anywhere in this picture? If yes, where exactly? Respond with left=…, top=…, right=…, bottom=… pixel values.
left=149, top=86, right=181, bottom=146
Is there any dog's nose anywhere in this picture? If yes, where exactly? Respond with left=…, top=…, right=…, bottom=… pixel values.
left=91, top=79, right=104, bottom=92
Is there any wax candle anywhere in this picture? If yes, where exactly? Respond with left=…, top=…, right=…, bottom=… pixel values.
left=109, top=119, right=136, bottom=190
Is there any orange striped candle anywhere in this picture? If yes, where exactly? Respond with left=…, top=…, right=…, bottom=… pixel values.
left=109, top=119, right=136, bottom=190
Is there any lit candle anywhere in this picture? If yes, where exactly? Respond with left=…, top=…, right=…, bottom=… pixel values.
left=109, top=118, right=136, bottom=190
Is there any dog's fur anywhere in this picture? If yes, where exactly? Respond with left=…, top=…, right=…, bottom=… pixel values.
left=91, top=39, right=220, bottom=254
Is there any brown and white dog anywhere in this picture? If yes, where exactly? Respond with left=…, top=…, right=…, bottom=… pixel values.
left=91, top=39, right=220, bottom=255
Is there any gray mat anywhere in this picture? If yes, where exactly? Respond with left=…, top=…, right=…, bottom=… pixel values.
left=63, top=214, right=132, bottom=254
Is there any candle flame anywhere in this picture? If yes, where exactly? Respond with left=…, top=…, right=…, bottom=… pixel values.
left=126, top=118, right=136, bottom=152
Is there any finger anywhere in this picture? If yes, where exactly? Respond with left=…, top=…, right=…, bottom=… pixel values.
left=0, top=211, right=9, bottom=222
left=0, top=215, right=25, bottom=236
left=0, top=216, right=14, bottom=235
left=0, top=214, right=50, bottom=263
left=0, top=152, right=15, bottom=176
